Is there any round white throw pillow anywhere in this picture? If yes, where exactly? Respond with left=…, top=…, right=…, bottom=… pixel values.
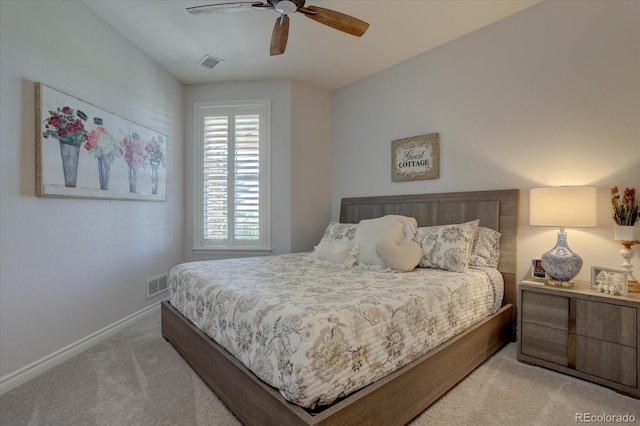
left=376, top=239, right=422, bottom=272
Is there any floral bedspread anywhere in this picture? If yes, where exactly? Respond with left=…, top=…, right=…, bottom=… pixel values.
left=169, top=253, right=503, bottom=409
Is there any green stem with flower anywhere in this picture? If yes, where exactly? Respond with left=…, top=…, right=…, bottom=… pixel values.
left=611, top=186, right=639, bottom=226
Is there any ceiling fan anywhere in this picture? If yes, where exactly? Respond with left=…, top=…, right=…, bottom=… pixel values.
left=186, top=1, right=370, bottom=56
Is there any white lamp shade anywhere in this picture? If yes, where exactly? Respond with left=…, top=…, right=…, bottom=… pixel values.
left=530, top=186, right=597, bottom=227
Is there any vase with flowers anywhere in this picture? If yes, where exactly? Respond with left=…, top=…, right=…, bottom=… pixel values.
left=611, top=186, right=640, bottom=242
left=121, top=133, right=147, bottom=193
left=42, top=106, right=88, bottom=187
left=85, top=119, right=122, bottom=190
left=145, top=136, right=166, bottom=195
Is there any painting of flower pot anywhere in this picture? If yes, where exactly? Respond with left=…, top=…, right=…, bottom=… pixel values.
left=36, top=83, right=167, bottom=201
left=41, top=105, right=88, bottom=187
left=145, top=136, right=166, bottom=195
left=123, top=132, right=146, bottom=193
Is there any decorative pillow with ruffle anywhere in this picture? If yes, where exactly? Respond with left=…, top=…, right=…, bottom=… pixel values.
left=311, top=221, right=358, bottom=266
left=310, top=239, right=358, bottom=267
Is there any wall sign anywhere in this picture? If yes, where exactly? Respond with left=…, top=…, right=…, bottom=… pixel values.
left=391, top=133, right=439, bottom=182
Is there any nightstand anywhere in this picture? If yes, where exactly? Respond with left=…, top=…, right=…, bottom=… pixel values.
left=517, top=278, right=640, bottom=398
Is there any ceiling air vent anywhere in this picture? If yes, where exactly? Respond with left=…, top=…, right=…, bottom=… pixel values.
left=198, top=55, right=222, bottom=69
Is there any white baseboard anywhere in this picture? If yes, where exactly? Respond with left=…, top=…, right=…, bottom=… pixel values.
left=0, top=301, right=163, bottom=395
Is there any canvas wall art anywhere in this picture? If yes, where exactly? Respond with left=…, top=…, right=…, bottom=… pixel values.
left=35, top=83, right=167, bottom=201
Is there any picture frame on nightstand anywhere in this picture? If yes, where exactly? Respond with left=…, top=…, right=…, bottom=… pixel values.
left=590, top=266, right=628, bottom=296
left=532, top=258, right=546, bottom=278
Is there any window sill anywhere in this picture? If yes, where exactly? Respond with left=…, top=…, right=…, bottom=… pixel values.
left=191, top=247, right=272, bottom=256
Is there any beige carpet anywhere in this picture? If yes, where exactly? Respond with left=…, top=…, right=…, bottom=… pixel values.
left=1, top=307, right=638, bottom=425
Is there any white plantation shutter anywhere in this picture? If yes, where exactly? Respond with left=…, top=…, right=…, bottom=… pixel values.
left=203, top=115, right=229, bottom=240
left=233, top=114, right=260, bottom=240
left=195, top=101, right=271, bottom=252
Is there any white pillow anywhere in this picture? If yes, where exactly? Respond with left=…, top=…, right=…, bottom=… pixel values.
left=377, top=240, right=422, bottom=272
left=311, top=239, right=357, bottom=266
left=383, top=214, right=418, bottom=240
left=311, top=221, right=359, bottom=266
left=413, top=220, right=480, bottom=272
left=354, top=215, right=416, bottom=266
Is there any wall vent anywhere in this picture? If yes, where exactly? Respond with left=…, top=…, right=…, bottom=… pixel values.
left=198, top=55, right=222, bottom=69
left=146, top=273, right=168, bottom=299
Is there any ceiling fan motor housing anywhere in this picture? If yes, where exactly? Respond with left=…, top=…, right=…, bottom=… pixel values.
left=270, top=0, right=305, bottom=15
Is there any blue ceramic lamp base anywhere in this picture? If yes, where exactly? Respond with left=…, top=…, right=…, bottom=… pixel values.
left=541, top=229, right=583, bottom=287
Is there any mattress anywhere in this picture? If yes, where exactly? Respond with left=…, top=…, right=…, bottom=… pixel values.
left=168, top=253, right=503, bottom=409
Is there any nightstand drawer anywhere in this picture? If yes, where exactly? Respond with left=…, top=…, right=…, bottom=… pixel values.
left=576, top=335, right=637, bottom=387
left=521, top=291, right=568, bottom=330
left=521, top=322, right=568, bottom=366
left=576, top=299, right=637, bottom=347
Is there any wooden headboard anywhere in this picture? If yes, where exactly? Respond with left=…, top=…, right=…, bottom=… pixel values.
left=339, top=189, right=519, bottom=308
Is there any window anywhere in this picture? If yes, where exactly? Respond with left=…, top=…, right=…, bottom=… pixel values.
left=194, top=100, right=271, bottom=253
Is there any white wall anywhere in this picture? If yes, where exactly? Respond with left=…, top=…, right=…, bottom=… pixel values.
left=331, top=1, right=640, bottom=282
left=0, top=0, right=184, bottom=385
left=290, top=81, right=333, bottom=253
left=183, top=80, right=332, bottom=261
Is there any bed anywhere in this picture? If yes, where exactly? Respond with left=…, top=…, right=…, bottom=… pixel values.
left=162, top=189, right=519, bottom=425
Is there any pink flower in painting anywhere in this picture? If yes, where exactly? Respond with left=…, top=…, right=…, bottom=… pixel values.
left=85, top=131, right=99, bottom=152
left=46, top=115, right=62, bottom=129
left=145, top=136, right=166, bottom=167
left=66, top=122, right=78, bottom=135
left=42, top=106, right=88, bottom=146
left=85, top=126, right=121, bottom=160
left=122, top=134, right=147, bottom=168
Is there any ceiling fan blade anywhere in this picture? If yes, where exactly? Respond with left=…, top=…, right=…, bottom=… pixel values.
left=300, top=6, right=369, bottom=37
left=186, top=2, right=267, bottom=15
left=270, top=16, right=290, bottom=56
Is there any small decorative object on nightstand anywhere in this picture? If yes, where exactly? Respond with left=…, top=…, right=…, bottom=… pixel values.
left=610, top=186, right=639, bottom=292
left=530, top=186, right=597, bottom=286
left=532, top=258, right=545, bottom=278
left=616, top=241, right=640, bottom=292
left=518, top=279, right=640, bottom=398
left=591, top=266, right=628, bottom=296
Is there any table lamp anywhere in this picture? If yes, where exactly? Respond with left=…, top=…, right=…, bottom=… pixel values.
left=530, top=186, right=597, bottom=286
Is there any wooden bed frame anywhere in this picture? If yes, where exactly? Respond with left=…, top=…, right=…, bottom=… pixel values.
left=162, top=189, right=519, bottom=425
